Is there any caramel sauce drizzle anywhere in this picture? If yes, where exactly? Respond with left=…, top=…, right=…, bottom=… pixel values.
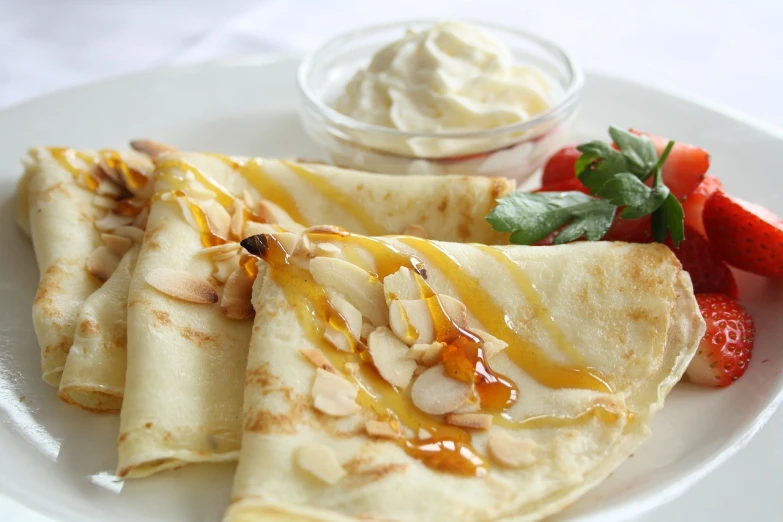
left=395, top=237, right=613, bottom=393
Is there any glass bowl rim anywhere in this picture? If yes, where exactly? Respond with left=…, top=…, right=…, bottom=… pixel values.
left=297, top=18, right=584, bottom=141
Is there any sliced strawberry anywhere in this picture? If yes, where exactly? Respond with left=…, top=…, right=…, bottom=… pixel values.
left=541, top=145, right=581, bottom=186
left=535, top=177, right=590, bottom=194
left=629, top=129, right=709, bottom=200
left=603, top=215, right=653, bottom=243
left=703, top=191, right=783, bottom=278
left=682, top=176, right=725, bottom=236
left=664, top=224, right=738, bottom=298
left=685, top=293, right=755, bottom=387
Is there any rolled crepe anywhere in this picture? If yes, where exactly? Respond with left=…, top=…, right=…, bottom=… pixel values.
left=22, top=147, right=151, bottom=386
left=117, top=153, right=514, bottom=478
left=225, top=231, right=704, bottom=521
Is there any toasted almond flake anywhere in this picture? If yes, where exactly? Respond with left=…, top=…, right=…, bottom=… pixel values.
left=328, top=291, right=362, bottom=339
left=421, top=341, right=445, bottom=366
left=413, top=366, right=426, bottom=377
left=367, top=327, right=418, bottom=389
left=257, top=200, right=304, bottom=232
left=243, top=221, right=277, bottom=238
left=410, top=364, right=473, bottom=415
left=418, top=428, right=432, bottom=440
left=389, top=295, right=467, bottom=346
left=270, top=232, right=301, bottom=254
left=312, top=368, right=361, bottom=417
left=294, top=444, right=346, bottom=484
left=86, top=246, right=120, bottom=282
left=473, top=328, right=509, bottom=359
left=309, top=257, right=387, bottom=327
left=323, top=324, right=352, bottom=352
left=112, top=225, right=144, bottom=242
left=145, top=268, right=218, bottom=304
left=220, top=266, right=255, bottom=320
left=365, top=420, right=399, bottom=439
left=406, top=344, right=428, bottom=362
left=383, top=267, right=421, bottom=302
left=98, top=158, right=124, bottom=186
left=93, top=195, right=116, bottom=209
left=293, top=234, right=312, bottom=256
left=243, top=189, right=256, bottom=209
left=445, top=413, right=493, bottom=430
left=402, top=223, right=429, bottom=239
left=203, top=200, right=231, bottom=238
left=315, top=242, right=341, bottom=255
left=345, top=362, right=360, bottom=376
left=101, top=233, right=133, bottom=256
left=360, top=320, right=375, bottom=341
left=97, top=179, right=124, bottom=198
left=301, top=348, right=337, bottom=373
left=197, top=243, right=240, bottom=259
left=185, top=186, right=217, bottom=201
left=95, top=213, right=134, bottom=232
left=132, top=206, right=149, bottom=229
left=213, top=256, right=239, bottom=284
left=452, top=393, right=481, bottom=414
left=130, top=139, right=178, bottom=159
left=229, top=200, right=245, bottom=239
left=304, top=225, right=348, bottom=236
left=487, top=431, right=537, bottom=468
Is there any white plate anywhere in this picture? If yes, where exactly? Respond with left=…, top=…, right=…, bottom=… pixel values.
left=1, top=54, right=782, bottom=522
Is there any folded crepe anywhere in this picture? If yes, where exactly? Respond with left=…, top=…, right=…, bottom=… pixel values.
left=117, top=152, right=514, bottom=478
left=19, top=146, right=152, bottom=387
left=225, top=229, right=705, bottom=522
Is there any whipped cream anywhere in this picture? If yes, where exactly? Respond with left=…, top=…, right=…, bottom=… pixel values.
left=334, top=21, right=553, bottom=158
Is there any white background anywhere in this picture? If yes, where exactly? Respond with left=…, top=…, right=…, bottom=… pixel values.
left=1, top=0, right=782, bottom=520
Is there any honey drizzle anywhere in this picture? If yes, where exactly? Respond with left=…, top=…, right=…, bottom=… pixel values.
left=477, top=246, right=588, bottom=367
left=174, top=191, right=228, bottom=247
left=395, top=237, right=613, bottom=393
left=494, top=402, right=622, bottom=430
left=259, top=234, right=487, bottom=476
left=48, top=147, right=103, bottom=192
left=238, top=160, right=310, bottom=226
left=98, top=149, right=150, bottom=192
left=156, top=157, right=235, bottom=208
left=281, top=161, right=386, bottom=236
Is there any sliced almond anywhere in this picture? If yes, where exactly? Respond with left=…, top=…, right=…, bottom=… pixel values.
left=309, top=257, right=387, bottom=327
left=243, top=221, right=277, bottom=238
left=383, top=267, right=422, bottom=302
left=421, top=341, right=445, bottom=366
left=86, top=246, right=120, bottom=282
left=418, top=428, right=432, bottom=440
left=367, top=327, right=418, bottom=389
left=93, top=195, right=116, bottom=209
left=314, top=242, right=341, bottom=255
left=96, top=179, right=124, bottom=198
left=197, top=243, right=240, bottom=259
left=203, top=200, right=231, bottom=238
left=410, top=364, right=472, bottom=415
left=312, top=368, right=361, bottom=417
left=402, top=223, right=429, bottom=239
left=130, top=139, right=178, bottom=159
left=97, top=158, right=124, bottom=186
left=213, top=256, right=239, bottom=284
left=452, top=393, right=481, bottom=414
left=389, top=295, right=467, bottom=346
left=487, top=431, right=537, bottom=468
left=304, top=225, right=348, bottom=236
left=294, top=444, right=346, bottom=485
left=328, top=290, right=362, bottom=339
left=270, top=232, right=301, bottom=255
left=242, top=189, right=256, bottom=209
left=132, top=206, right=149, bottom=229
left=360, top=320, right=375, bottom=341
left=301, top=348, right=337, bottom=373
left=257, top=200, right=304, bottom=232
left=445, top=413, right=493, bottom=430
left=473, top=328, right=509, bottom=359
left=101, top=233, right=133, bottom=256
left=229, top=200, right=245, bottom=239
left=293, top=234, right=312, bottom=256
left=365, top=420, right=399, bottom=440
left=345, top=362, right=360, bottom=376
left=323, top=324, right=352, bottom=353
left=95, top=213, right=134, bottom=232
left=112, top=225, right=144, bottom=242
left=145, top=268, right=218, bottom=304
left=220, top=266, right=255, bottom=320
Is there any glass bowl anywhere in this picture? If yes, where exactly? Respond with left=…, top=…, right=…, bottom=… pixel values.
left=297, top=20, right=583, bottom=182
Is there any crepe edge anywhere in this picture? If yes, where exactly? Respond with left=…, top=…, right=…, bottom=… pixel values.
left=117, top=449, right=240, bottom=479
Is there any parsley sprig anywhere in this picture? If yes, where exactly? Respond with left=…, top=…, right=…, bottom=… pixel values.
left=487, top=126, right=685, bottom=246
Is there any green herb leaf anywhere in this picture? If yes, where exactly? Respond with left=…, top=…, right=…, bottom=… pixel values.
left=575, top=141, right=629, bottom=191
left=486, top=191, right=616, bottom=245
left=608, top=126, right=658, bottom=176
left=651, top=193, right=685, bottom=246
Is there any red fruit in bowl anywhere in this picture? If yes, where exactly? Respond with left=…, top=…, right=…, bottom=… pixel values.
left=541, top=145, right=581, bottom=186
left=703, top=191, right=783, bottom=278
left=629, top=130, right=709, bottom=200
left=682, top=176, right=725, bottom=235
left=664, top=224, right=738, bottom=298
left=685, top=293, right=755, bottom=387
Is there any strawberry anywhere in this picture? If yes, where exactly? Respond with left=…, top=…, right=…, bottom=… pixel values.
left=703, top=191, right=783, bottom=278
left=541, top=145, right=581, bottom=186
left=664, top=224, right=738, bottom=298
left=685, top=293, right=755, bottom=387
left=629, top=129, right=709, bottom=200
left=682, top=176, right=725, bottom=235
left=603, top=215, right=653, bottom=243
left=535, top=177, right=590, bottom=194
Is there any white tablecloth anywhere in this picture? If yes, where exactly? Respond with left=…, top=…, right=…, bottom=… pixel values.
left=2, top=1, right=782, bottom=520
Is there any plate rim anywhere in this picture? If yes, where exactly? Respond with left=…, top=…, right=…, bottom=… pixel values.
left=1, top=52, right=783, bottom=522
